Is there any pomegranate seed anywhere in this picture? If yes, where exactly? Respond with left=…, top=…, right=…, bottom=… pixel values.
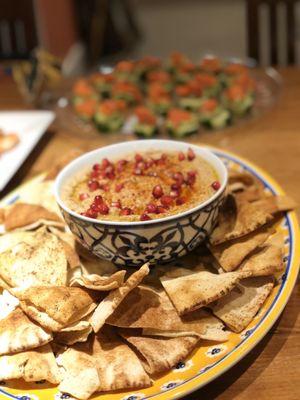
left=136, top=161, right=145, bottom=170
left=140, top=214, right=151, bottom=221
left=178, top=151, right=185, bottom=161
left=135, top=153, right=143, bottom=163
left=120, top=207, right=133, bottom=216
left=106, top=172, right=115, bottom=180
left=170, top=190, right=180, bottom=198
left=171, top=182, right=181, bottom=191
left=90, top=203, right=100, bottom=212
left=160, top=195, right=173, bottom=206
left=101, top=158, right=110, bottom=168
left=117, top=159, right=127, bottom=172
left=161, top=153, right=167, bottom=161
left=98, top=203, right=109, bottom=215
left=90, top=170, right=100, bottom=179
left=156, top=206, right=167, bottom=214
left=187, top=147, right=196, bottom=161
left=115, top=183, right=124, bottom=192
left=94, top=195, right=103, bottom=204
left=111, top=200, right=122, bottom=209
left=92, top=163, right=100, bottom=171
left=212, top=181, right=221, bottom=190
left=186, top=175, right=196, bottom=186
left=173, top=172, right=184, bottom=184
left=86, top=210, right=98, bottom=219
left=134, top=168, right=143, bottom=176
left=152, top=184, right=164, bottom=198
left=145, top=203, right=158, bottom=213
left=176, top=197, right=186, bottom=205
left=79, top=193, right=89, bottom=201
left=88, top=180, right=100, bottom=191
left=187, top=170, right=197, bottom=178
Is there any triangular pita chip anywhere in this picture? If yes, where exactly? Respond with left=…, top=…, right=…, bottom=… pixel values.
left=70, top=269, right=126, bottom=291
left=54, top=321, right=92, bottom=345
left=48, top=227, right=80, bottom=269
left=12, top=286, right=98, bottom=331
left=0, top=343, right=61, bottom=384
left=210, top=194, right=295, bottom=245
left=17, top=180, right=61, bottom=214
left=239, top=241, right=284, bottom=277
left=92, top=327, right=152, bottom=391
left=3, top=203, right=63, bottom=231
left=107, top=286, right=229, bottom=341
left=57, top=342, right=101, bottom=400
left=209, top=227, right=273, bottom=272
left=0, top=308, right=52, bottom=355
left=91, top=263, right=149, bottom=332
left=160, top=269, right=250, bottom=315
left=0, top=289, right=19, bottom=319
left=119, top=328, right=198, bottom=374
left=211, top=276, right=274, bottom=332
left=0, top=228, right=67, bottom=288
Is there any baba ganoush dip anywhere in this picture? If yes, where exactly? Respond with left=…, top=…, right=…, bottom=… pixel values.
left=62, top=148, right=220, bottom=222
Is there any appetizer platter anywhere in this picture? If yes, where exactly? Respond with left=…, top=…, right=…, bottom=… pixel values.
left=0, top=111, right=55, bottom=191
left=0, top=143, right=298, bottom=400
left=61, top=54, right=280, bottom=138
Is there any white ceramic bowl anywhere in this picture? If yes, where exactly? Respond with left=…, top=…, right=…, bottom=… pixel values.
left=54, top=140, right=227, bottom=267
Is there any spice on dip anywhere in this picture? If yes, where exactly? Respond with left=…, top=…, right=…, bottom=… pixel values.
left=62, top=148, right=220, bottom=222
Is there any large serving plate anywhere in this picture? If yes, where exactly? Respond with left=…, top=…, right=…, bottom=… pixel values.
left=0, top=111, right=55, bottom=191
left=0, top=147, right=299, bottom=400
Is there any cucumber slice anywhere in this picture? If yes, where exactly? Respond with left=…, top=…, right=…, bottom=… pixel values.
left=94, top=113, right=124, bottom=132
left=135, top=124, right=158, bottom=138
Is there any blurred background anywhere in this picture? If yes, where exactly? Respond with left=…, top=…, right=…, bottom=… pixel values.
left=0, top=0, right=299, bottom=77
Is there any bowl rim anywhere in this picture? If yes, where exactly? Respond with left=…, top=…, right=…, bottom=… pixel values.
left=54, top=139, right=228, bottom=226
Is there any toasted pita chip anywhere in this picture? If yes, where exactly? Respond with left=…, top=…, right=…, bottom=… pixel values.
left=0, top=290, right=19, bottom=320
left=210, top=194, right=295, bottom=245
left=91, top=263, right=149, bottom=332
left=107, top=286, right=229, bottom=341
left=0, top=228, right=67, bottom=288
left=12, top=286, right=98, bottom=331
left=0, top=230, right=38, bottom=253
left=228, top=170, right=256, bottom=186
left=60, top=238, right=81, bottom=269
left=120, top=328, right=198, bottom=375
left=3, top=203, right=63, bottom=231
left=0, top=308, right=52, bottom=355
left=93, top=327, right=152, bottom=391
left=0, top=344, right=61, bottom=383
left=233, top=185, right=265, bottom=203
left=70, top=269, right=126, bottom=291
left=17, top=180, right=60, bottom=214
left=239, top=243, right=284, bottom=277
left=57, top=343, right=101, bottom=400
left=54, top=321, right=92, bottom=345
left=160, top=269, right=250, bottom=315
left=80, top=252, right=119, bottom=275
left=0, top=208, right=5, bottom=224
left=209, top=227, right=273, bottom=272
left=211, top=276, right=274, bottom=332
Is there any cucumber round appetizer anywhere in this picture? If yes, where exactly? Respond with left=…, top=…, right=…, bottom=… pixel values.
left=199, top=99, right=231, bottom=129
left=166, top=108, right=199, bottom=137
left=133, top=106, right=158, bottom=138
left=94, top=100, right=126, bottom=132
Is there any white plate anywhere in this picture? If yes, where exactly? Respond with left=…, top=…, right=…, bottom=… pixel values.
left=0, top=110, right=55, bottom=191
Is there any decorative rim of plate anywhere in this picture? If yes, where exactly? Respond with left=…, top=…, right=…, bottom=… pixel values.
left=0, top=146, right=299, bottom=400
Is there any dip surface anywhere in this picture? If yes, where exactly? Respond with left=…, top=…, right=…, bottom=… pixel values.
left=62, top=148, right=220, bottom=222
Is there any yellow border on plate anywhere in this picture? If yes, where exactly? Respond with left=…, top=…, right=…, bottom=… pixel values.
left=0, top=148, right=299, bottom=400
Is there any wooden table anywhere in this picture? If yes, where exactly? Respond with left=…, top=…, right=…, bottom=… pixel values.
left=1, top=68, right=299, bottom=400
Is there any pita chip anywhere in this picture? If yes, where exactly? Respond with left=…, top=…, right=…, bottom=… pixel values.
left=12, top=286, right=98, bottom=332
left=92, top=327, right=152, bottom=391
left=3, top=203, right=63, bottom=231
left=57, top=343, right=100, bottom=400
left=0, top=344, right=61, bottom=384
left=209, top=227, right=273, bottom=272
left=119, top=328, right=198, bottom=374
left=70, top=269, right=126, bottom=291
left=91, top=263, right=149, bottom=332
left=160, top=269, right=250, bottom=315
left=54, top=321, right=92, bottom=345
left=211, top=276, right=274, bottom=332
left=107, top=286, right=229, bottom=342
left=45, top=148, right=84, bottom=180
left=211, top=194, right=296, bottom=246
left=0, top=308, right=52, bottom=355
left=48, top=227, right=80, bottom=269
left=0, top=228, right=67, bottom=288
left=239, top=238, right=284, bottom=277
